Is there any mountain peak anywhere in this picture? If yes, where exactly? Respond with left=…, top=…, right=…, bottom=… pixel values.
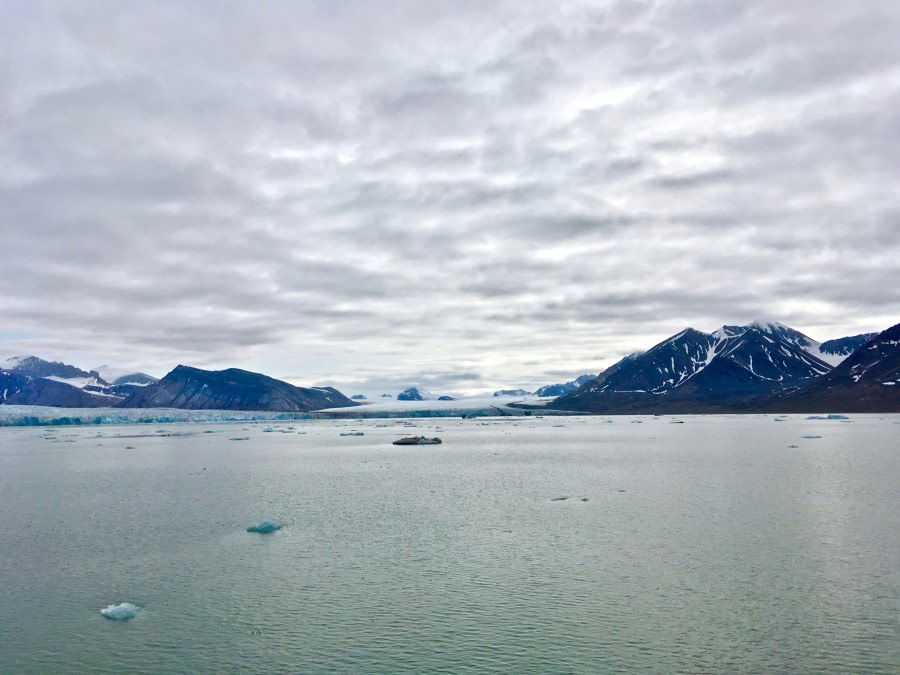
left=748, top=319, right=787, bottom=331
left=396, top=386, right=436, bottom=401
left=118, top=365, right=355, bottom=411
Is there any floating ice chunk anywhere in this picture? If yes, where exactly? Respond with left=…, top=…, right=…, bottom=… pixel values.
left=101, top=602, right=138, bottom=620
left=247, top=520, right=281, bottom=534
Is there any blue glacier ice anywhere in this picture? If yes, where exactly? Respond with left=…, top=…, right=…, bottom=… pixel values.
left=0, top=405, right=317, bottom=427
left=247, top=520, right=281, bottom=534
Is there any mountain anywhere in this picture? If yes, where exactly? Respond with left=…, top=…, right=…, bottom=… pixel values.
left=493, top=389, right=533, bottom=397
left=759, top=323, right=900, bottom=412
left=117, top=365, right=355, bottom=412
left=552, top=322, right=840, bottom=413
left=99, top=369, right=160, bottom=397
left=396, top=386, right=436, bottom=401
left=3, top=355, right=107, bottom=383
left=1, top=356, right=124, bottom=406
left=818, top=333, right=877, bottom=363
left=94, top=365, right=159, bottom=394
left=5, top=377, right=118, bottom=407
left=534, top=373, right=598, bottom=397
left=0, top=369, right=30, bottom=403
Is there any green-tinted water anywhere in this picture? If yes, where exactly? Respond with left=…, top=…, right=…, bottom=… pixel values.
left=1, top=415, right=897, bottom=673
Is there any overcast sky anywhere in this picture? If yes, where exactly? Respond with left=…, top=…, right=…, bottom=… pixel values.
left=1, top=0, right=898, bottom=396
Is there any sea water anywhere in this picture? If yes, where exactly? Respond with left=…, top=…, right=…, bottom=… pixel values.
left=0, top=415, right=897, bottom=673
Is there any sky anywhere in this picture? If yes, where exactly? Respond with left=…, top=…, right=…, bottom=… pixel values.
left=1, top=0, right=899, bottom=397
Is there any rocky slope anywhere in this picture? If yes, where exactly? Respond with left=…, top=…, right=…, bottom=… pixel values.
left=533, top=374, right=597, bottom=397
left=117, top=365, right=355, bottom=412
left=552, top=321, right=885, bottom=414
left=757, top=323, right=899, bottom=412
left=5, top=378, right=118, bottom=407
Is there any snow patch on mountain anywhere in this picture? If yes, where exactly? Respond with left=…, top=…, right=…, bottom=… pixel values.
left=43, top=375, right=103, bottom=389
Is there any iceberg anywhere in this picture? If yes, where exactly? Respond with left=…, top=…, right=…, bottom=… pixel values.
left=247, top=520, right=281, bottom=534
left=101, top=602, right=138, bottom=620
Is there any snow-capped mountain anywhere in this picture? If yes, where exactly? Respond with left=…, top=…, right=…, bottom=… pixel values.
left=761, top=323, right=899, bottom=412
left=817, top=333, right=877, bottom=363
left=554, top=322, right=853, bottom=413
left=94, top=365, right=159, bottom=387
left=533, top=374, right=597, bottom=397
left=4, top=378, right=119, bottom=407
left=93, top=366, right=160, bottom=396
left=396, top=386, right=437, bottom=401
left=1, top=356, right=120, bottom=406
left=3, top=355, right=106, bottom=382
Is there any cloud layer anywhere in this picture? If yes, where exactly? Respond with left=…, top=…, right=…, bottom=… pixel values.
left=2, top=1, right=898, bottom=395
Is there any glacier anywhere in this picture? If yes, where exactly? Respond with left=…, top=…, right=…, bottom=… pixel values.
left=0, top=406, right=320, bottom=427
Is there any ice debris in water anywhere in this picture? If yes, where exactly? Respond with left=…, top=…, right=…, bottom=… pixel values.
left=101, top=602, right=138, bottom=620
left=247, top=520, right=281, bottom=534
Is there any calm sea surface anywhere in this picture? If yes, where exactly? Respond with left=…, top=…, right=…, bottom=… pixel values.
left=1, top=414, right=897, bottom=673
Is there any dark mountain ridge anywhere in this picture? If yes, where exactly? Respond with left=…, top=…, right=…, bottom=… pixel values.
left=5, top=378, right=117, bottom=408
left=754, top=323, right=900, bottom=412
left=552, top=321, right=895, bottom=414
left=0, top=369, right=30, bottom=403
left=819, top=333, right=877, bottom=359
left=533, top=373, right=597, bottom=397
left=117, top=365, right=355, bottom=412
left=3, top=355, right=107, bottom=383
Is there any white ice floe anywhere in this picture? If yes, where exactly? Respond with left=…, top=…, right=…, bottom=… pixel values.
left=101, top=602, right=138, bottom=620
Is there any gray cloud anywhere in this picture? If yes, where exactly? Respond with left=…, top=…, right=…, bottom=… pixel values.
left=1, top=0, right=898, bottom=395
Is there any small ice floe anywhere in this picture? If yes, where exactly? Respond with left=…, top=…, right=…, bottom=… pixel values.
left=247, top=520, right=281, bottom=534
left=101, top=602, right=138, bottom=621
